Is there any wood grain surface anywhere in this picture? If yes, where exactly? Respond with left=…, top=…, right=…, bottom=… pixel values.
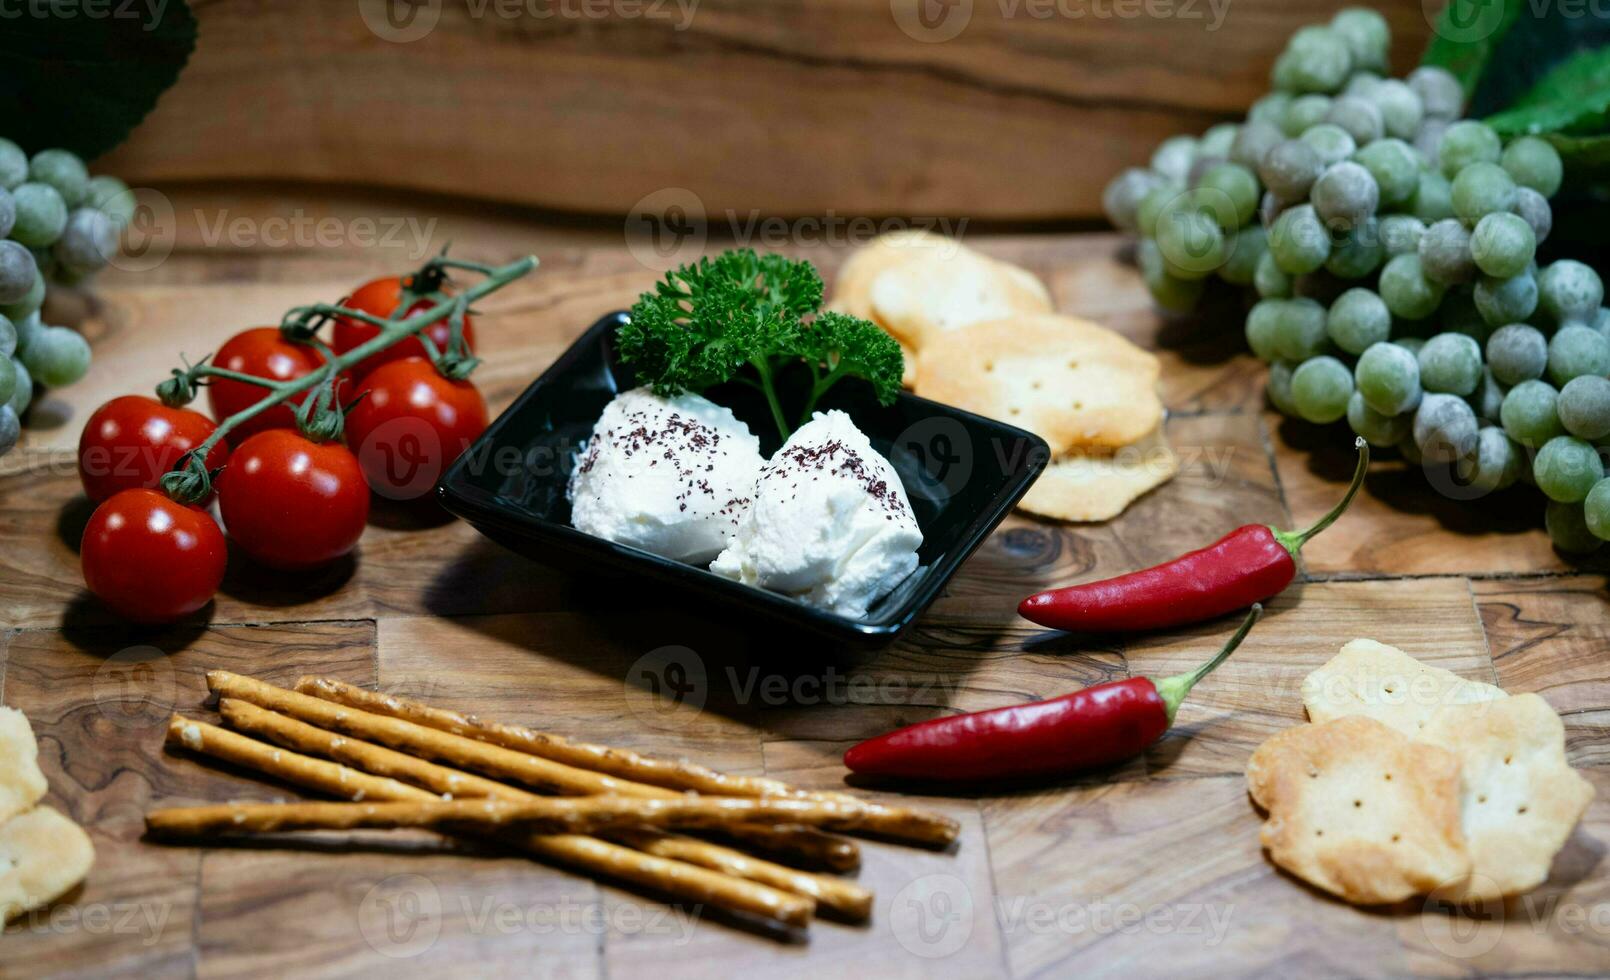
left=99, top=1, right=1433, bottom=221
left=2, top=206, right=1606, bottom=976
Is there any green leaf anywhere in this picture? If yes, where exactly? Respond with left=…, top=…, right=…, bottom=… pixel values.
left=1486, top=48, right=1610, bottom=137
left=1420, top=0, right=1524, bottom=98
left=0, top=2, right=198, bottom=160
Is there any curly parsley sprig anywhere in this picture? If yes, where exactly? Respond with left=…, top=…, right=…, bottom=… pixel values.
left=617, top=249, right=904, bottom=439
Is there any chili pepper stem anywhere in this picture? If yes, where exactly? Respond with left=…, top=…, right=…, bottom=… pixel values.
left=1151, top=603, right=1262, bottom=724
left=1272, top=437, right=1369, bottom=557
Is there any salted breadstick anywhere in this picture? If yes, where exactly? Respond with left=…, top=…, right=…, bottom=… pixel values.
left=164, top=716, right=811, bottom=927
left=215, top=700, right=871, bottom=919
left=211, top=672, right=859, bottom=871
left=296, top=676, right=958, bottom=848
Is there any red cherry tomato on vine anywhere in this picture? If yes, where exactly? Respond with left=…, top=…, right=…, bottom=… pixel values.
left=81, top=489, right=227, bottom=623
left=216, top=429, right=370, bottom=570
left=207, top=327, right=326, bottom=444
left=345, top=358, right=489, bottom=500
left=78, top=395, right=231, bottom=503
left=333, top=276, right=477, bottom=384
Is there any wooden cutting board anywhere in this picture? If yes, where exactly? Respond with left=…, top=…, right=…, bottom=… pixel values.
left=2, top=227, right=1606, bottom=978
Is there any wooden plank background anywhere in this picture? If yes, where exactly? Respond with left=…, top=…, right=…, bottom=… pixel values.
left=99, top=0, right=1435, bottom=221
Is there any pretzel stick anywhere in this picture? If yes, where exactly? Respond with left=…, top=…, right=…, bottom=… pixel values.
left=211, top=672, right=859, bottom=871
left=296, top=676, right=958, bottom=848
left=217, top=699, right=872, bottom=919
left=163, top=716, right=812, bottom=928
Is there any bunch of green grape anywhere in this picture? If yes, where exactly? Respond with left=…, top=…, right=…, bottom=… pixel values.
left=0, top=140, right=130, bottom=456
left=1102, top=6, right=1610, bottom=557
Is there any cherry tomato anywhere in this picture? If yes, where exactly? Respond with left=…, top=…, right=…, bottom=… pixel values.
left=81, top=489, right=227, bottom=623
left=345, top=358, right=489, bottom=500
left=78, top=395, right=232, bottom=503
left=206, top=327, right=326, bottom=444
left=216, top=429, right=370, bottom=570
left=333, top=276, right=477, bottom=383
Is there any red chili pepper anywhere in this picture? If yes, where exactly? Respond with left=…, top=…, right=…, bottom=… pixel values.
left=1018, top=438, right=1368, bottom=634
left=844, top=605, right=1261, bottom=783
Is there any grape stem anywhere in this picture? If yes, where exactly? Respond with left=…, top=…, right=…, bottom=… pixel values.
left=158, top=253, right=537, bottom=504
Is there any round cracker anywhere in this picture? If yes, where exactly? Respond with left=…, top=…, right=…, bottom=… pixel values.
left=916, top=314, right=1163, bottom=455
left=868, top=246, right=1053, bottom=349
left=1014, top=425, right=1178, bottom=523
left=1, top=806, right=96, bottom=923
left=0, top=707, right=47, bottom=825
left=830, top=229, right=950, bottom=322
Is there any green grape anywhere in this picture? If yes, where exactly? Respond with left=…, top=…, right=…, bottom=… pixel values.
left=1102, top=168, right=1166, bottom=232
left=1534, top=435, right=1605, bottom=502
left=0, top=354, right=13, bottom=407
left=0, top=138, right=26, bottom=190
left=27, top=149, right=88, bottom=209
left=0, top=404, right=16, bottom=455
left=54, top=208, right=116, bottom=274
left=1283, top=95, right=1333, bottom=137
left=1268, top=359, right=1300, bottom=416
left=1200, top=123, right=1238, bottom=159
left=0, top=187, right=12, bottom=240
left=0, top=241, right=37, bottom=305
left=1327, top=287, right=1391, bottom=353
left=1512, top=187, right=1552, bottom=245
left=1414, top=392, right=1479, bottom=463
left=0, top=314, right=13, bottom=360
left=1330, top=8, right=1390, bottom=72
left=1135, top=185, right=1177, bottom=238
left=1486, top=323, right=1548, bottom=385
left=1354, top=139, right=1420, bottom=208
left=1311, top=161, right=1378, bottom=226
left=1450, top=162, right=1517, bottom=224
left=1284, top=26, right=1353, bottom=94
left=1299, top=124, right=1356, bottom=167
left=1547, top=323, right=1610, bottom=386
left=1459, top=425, right=1522, bottom=493
left=1220, top=225, right=1266, bottom=286
left=1546, top=499, right=1602, bottom=554
left=7, top=357, right=30, bottom=416
left=1378, top=214, right=1426, bottom=257
left=1356, top=341, right=1423, bottom=414
left=1415, top=120, right=1448, bottom=169
left=1538, top=260, right=1605, bottom=324
left=0, top=271, right=44, bottom=321
left=1230, top=120, right=1284, bottom=173
left=12, top=312, right=41, bottom=355
left=1417, top=219, right=1474, bottom=285
left=1347, top=389, right=1410, bottom=447
left=1269, top=204, right=1331, bottom=275
left=19, top=325, right=91, bottom=388
left=1468, top=212, right=1535, bottom=279
left=1500, top=379, right=1565, bottom=446
left=1292, top=355, right=1354, bottom=423
left=1558, top=376, right=1610, bottom=441
left=1326, top=217, right=1383, bottom=279
left=1474, top=271, right=1538, bottom=326
left=1378, top=253, right=1445, bottom=320
left=1408, top=66, right=1464, bottom=121
left=1584, top=479, right=1610, bottom=540
left=1154, top=191, right=1229, bottom=278
left=9, top=182, right=66, bottom=248
left=1500, top=136, right=1563, bottom=198
left=1272, top=297, right=1330, bottom=361
left=1409, top=171, right=1456, bottom=223
left=1255, top=250, right=1293, bottom=298
left=1324, top=95, right=1383, bottom=145
left=1369, top=79, right=1424, bottom=141
left=87, top=175, right=137, bottom=228
left=1417, top=333, right=1482, bottom=396
left=1249, top=93, right=1293, bottom=128
left=1151, top=136, right=1198, bottom=185
left=1438, top=120, right=1502, bottom=177
left=1246, top=300, right=1284, bottom=360
left=1198, top=163, right=1259, bottom=228
left=1260, top=139, right=1323, bottom=203
left=1138, top=238, right=1205, bottom=312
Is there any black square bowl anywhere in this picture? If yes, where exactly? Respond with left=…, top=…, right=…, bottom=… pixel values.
left=437, top=313, right=1049, bottom=647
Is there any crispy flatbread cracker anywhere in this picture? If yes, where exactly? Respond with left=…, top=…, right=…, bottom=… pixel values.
left=830, top=229, right=952, bottom=322
left=869, top=247, right=1053, bottom=349
left=1416, top=693, right=1595, bottom=902
left=1014, top=426, right=1177, bottom=523
left=1246, top=716, right=1470, bottom=905
left=1302, top=640, right=1507, bottom=737
left=0, top=806, right=95, bottom=923
left=0, top=706, right=47, bottom=825
left=915, top=314, right=1163, bottom=455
